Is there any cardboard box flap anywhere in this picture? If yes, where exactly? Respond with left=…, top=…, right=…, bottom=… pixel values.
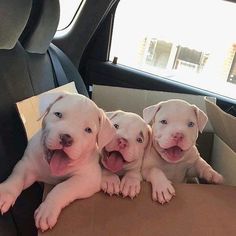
left=92, top=85, right=215, bottom=132
left=211, top=135, right=236, bottom=185
left=205, top=97, right=236, bottom=152
left=39, top=183, right=236, bottom=236
left=16, top=82, right=78, bottom=140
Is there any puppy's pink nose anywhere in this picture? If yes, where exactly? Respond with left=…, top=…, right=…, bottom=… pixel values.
left=172, top=132, right=184, bottom=141
left=60, top=134, right=73, bottom=147
left=118, top=138, right=128, bottom=149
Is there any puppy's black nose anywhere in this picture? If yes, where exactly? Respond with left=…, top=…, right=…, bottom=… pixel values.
left=59, top=134, right=73, bottom=147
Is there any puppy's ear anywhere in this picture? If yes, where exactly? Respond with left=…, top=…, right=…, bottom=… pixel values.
left=192, top=105, right=208, bottom=133
left=106, top=110, right=124, bottom=120
left=97, top=109, right=116, bottom=151
left=142, top=125, right=153, bottom=162
left=38, top=91, right=68, bottom=119
left=144, top=125, right=153, bottom=150
left=143, top=103, right=161, bottom=124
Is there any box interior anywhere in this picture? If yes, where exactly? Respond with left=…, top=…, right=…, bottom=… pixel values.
left=92, top=85, right=236, bottom=185
left=15, top=83, right=236, bottom=236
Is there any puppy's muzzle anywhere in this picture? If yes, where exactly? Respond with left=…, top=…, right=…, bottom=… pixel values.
left=59, top=134, right=73, bottom=147
left=171, top=132, right=184, bottom=142
left=118, top=137, right=128, bottom=149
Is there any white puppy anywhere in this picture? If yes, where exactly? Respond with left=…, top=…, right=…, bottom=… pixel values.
left=0, top=92, right=115, bottom=232
left=101, top=111, right=151, bottom=199
left=142, top=99, right=223, bottom=204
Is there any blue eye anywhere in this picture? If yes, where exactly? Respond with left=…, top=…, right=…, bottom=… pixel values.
left=160, top=120, right=167, bottom=125
left=188, top=121, right=195, bottom=127
left=54, top=112, right=62, bottom=118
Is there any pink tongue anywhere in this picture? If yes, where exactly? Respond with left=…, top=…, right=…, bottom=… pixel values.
left=50, top=150, right=71, bottom=176
left=166, top=146, right=183, bottom=161
left=102, top=152, right=124, bottom=173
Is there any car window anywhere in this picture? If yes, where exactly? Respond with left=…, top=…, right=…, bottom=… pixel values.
left=110, top=0, right=236, bottom=100
left=58, top=0, right=83, bottom=30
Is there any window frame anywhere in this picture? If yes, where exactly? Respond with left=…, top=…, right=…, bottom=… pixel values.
left=107, top=0, right=236, bottom=102
left=78, top=0, right=236, bottom=115
left=57, top=0, right=84, bottom=31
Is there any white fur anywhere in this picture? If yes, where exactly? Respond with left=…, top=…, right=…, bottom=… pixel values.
left=101, top=111, right=151, bottom=199
left=142, top=99, right=223, bottom=204
left=0, top=92, right=115, bottom=232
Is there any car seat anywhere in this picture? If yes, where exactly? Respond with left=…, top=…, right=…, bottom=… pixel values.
left=0, top=0, right=88, bottom=235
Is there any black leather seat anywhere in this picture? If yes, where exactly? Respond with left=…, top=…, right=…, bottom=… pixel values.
left=0, top=0, right=88, bottom=235
left=20, top=0, right=88, bottom=96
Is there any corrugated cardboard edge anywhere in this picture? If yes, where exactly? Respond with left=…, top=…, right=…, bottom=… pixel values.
left=205, top=97, right=236, bottom=152
left=16, top=82, right=78, bottom=140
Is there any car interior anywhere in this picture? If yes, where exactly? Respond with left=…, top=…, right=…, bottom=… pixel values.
left=0, top=0, right=236, bottom=235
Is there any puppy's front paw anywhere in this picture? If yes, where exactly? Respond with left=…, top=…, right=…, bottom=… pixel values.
left=34, top=201, right=61, bottom=232
left=151, top=180, right=175, bottom=204
left=0, top=185, right=17, bottom=214
left=101, top=174, right=120, bottom=196
left=120, top=176, right=141, bottom=199
left=203, top=168, right=224, bottom=184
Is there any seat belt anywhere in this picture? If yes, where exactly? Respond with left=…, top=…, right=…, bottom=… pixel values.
left=48, top=45, right=69, bottom=86
left=48, top=43, right=89, bottom=97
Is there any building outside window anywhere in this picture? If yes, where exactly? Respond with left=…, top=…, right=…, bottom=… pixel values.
left=110, top=0, right=236, bottom=100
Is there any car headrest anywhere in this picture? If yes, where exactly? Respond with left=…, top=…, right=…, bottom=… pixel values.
left=21, top=0, right=60, bottom=54
left=0, top=0, right=32, bottom=49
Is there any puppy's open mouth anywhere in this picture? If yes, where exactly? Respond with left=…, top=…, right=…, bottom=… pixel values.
left=163, top=146, right=184, bottom=162
left=45, top=149, right=71, bottom=175
left=101, top=150, right=127, bottom=173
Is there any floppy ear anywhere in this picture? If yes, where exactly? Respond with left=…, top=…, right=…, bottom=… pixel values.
left=192, top=105, right=208, bottom=133
left=97, top=109, right=116, bottom=150
left=145, top=125, right=153, bottom=150
left=143, top=103, right=162, bottom=124
left=106, top=110, right=124, bottom=120
left=38, top=91, right=68, bottom=119
left=142, top=125, right=153, bottom=161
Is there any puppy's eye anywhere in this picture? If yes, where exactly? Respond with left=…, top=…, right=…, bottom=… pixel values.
left=54, top=112, right=62, bottom=118
left=188, top=121, right=195, bottom=127
left=85, top=127, right=92, bottom=133
left=136, top=137, right=143, bottom=143
left=114, top=124, right=119, bottom=129
left=160, top=120, right=167, bottom=125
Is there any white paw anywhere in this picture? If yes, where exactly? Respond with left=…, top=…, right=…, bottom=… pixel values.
left=0, top=185, right=17, bottom=214
left=151, top=180, right=175, bottom=204
left=34, top=201, right=61, bottom=232
left=204, top=168, right=224, bottom=184
left=101, top=174, right=120, bottom=196
left=120, top=176, right=141, bottom=199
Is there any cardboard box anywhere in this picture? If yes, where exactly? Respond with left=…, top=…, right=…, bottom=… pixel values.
left=40, top=183, right=236, bottom=236
left=205, top=98, right=236, bottom=186
left=16, top=82, right=78, bottom=140
left=16, top=84, right=236, bottom=235
left=92, top=85, right=236, bottom=186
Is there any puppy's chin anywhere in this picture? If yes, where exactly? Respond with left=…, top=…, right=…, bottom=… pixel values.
left=43, top=149, right=72, bottom=176
left=43, top=140, right=79, bottom=176
left=153, top=141, right=186, bottom=164
left=101, top=148, right=130, bottom=173
left=159, top=146, right=185, bottom=163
